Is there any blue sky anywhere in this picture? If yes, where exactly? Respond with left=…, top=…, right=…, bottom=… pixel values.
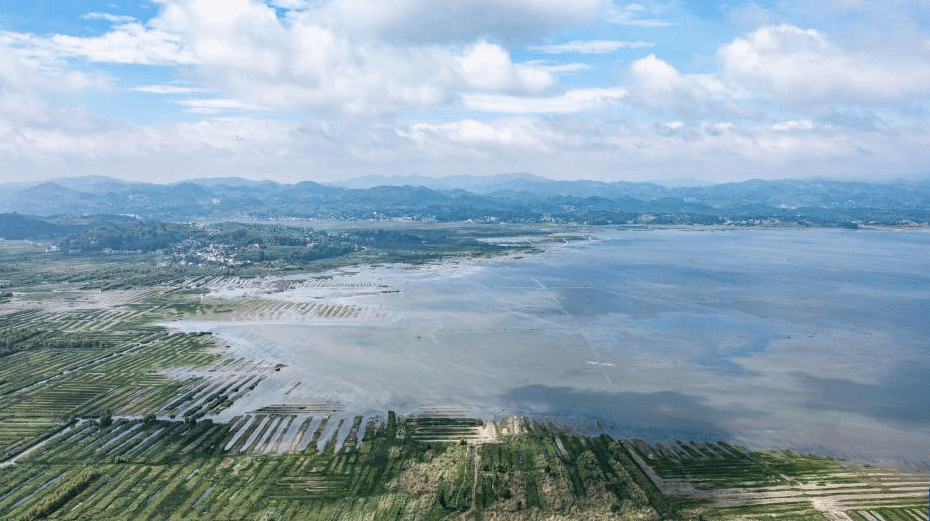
left=0, top=0, right=928, bottom=184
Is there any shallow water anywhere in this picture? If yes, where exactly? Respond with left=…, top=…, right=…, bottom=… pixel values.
left=173, top=228, right=930, bottom=460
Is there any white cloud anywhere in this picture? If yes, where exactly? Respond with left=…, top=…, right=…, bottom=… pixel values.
left=319, top=0, right=606, bottom=43
left=628, top=54, right=733, bottom=111
left=0, top=41, right=109, bottom=126
left=770, top=119, right=815, bottom=131
left=0, top=114, right=326, bottom=180
left=529, top=39, right=653, bottom=54
left=2, top=23, right=195, bottom=66
left=0, top=32, right=70, bottom=73
left=154, top=1, right=557, bottom=114
left=630, top=54, right=683, bottom=97
left=1, top=99, right=928, bottom=184
left=461, top=88, right=627, bottom=114
left=3, top=0, right=560, bottom=116
left=265, top=0, right=314, bottom=9
left=526, top=61, right=592, bottom=74
left=623, top=23, right=930, bottom=115
left=457, top=41, right=553, bottom=94
left=384, top=116, right=930, bottom=182
left=81, top=12, right=137, bottom=23
left=606, top=2, right=677, bottom=27
left=2, top=0, right=930, bottom=185
left=719, top=24, right=930, bottom=104
left=173, top=98, right=269, bottom=114
left=0, top=42, right=40, bottom=91
left=396, top=118, right=567, bottom=158
left=132, top=84, right=210, bottom=94
left=51, top=23, right=195, bottom=65
left=0, top=45, right=50, bottom=124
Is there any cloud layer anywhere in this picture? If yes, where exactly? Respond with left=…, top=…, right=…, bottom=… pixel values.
left=0, top=0, right=928, bottom=183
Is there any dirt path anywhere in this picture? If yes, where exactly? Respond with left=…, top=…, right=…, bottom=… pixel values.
left=0, top=420, right=86, bottom=468
left=467, top=445, right=480, bottom=515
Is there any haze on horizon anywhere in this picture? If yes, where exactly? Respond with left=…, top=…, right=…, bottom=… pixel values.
left=1, top=0, right=929, bottom=185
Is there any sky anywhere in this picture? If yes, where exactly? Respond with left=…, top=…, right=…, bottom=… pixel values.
left=0, top=0, right=929, bottom=184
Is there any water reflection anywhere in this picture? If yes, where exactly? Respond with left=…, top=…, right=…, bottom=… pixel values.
left=175, top=229, right=930, bottom=459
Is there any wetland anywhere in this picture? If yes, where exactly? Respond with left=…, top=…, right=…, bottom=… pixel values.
left=171, top=228, right=930, bottom=461
left=1, top=223, right=928, bottom=520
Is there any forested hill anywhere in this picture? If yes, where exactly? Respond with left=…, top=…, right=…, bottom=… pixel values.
left=1, top=174, right=929, bottom=227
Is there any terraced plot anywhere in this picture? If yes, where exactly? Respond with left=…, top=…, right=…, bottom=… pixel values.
left=202, top=299, right=376, bottom=321
left=0, top=280, right=275, bottom=463
left=0, top=415, right=671, bottom=520
left=626, top=440, right=930, bottom=521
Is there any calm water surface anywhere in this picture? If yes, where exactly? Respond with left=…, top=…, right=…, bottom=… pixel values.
left=178, top=228, right=930, bottom=460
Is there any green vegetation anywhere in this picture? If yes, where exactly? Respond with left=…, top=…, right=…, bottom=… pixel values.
left=3, top=411, right=924, bottom=520
left=59, top=221, right=546, bottom=265
left=0, top=222, right=561, bottom=295
left=0, top=327, right=114, bottom=357
left=0, top=412, right=680, bottom=520
left=16, top=467, right=101, bottom=521
left=38, top=221, right=558, bottom=289
left=4, top=175, right=930, bottom=226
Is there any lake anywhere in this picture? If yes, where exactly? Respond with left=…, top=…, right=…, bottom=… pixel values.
left=172, top=228, right=930, bottom=461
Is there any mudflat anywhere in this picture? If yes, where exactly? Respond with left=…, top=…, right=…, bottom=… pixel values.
left=171, top=228, right=930, bottom=460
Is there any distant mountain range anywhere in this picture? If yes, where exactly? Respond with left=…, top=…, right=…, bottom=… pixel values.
left=336, top=172, right=717, bottom=194
left=2, top=174, right=929, bottom=231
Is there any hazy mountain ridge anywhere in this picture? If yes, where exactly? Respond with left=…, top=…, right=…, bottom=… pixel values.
left=1, top=174, right=929, bottom=228
left=0, top=213, right=139, bottom=240
left=338, top=173, right=930, bottom=208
